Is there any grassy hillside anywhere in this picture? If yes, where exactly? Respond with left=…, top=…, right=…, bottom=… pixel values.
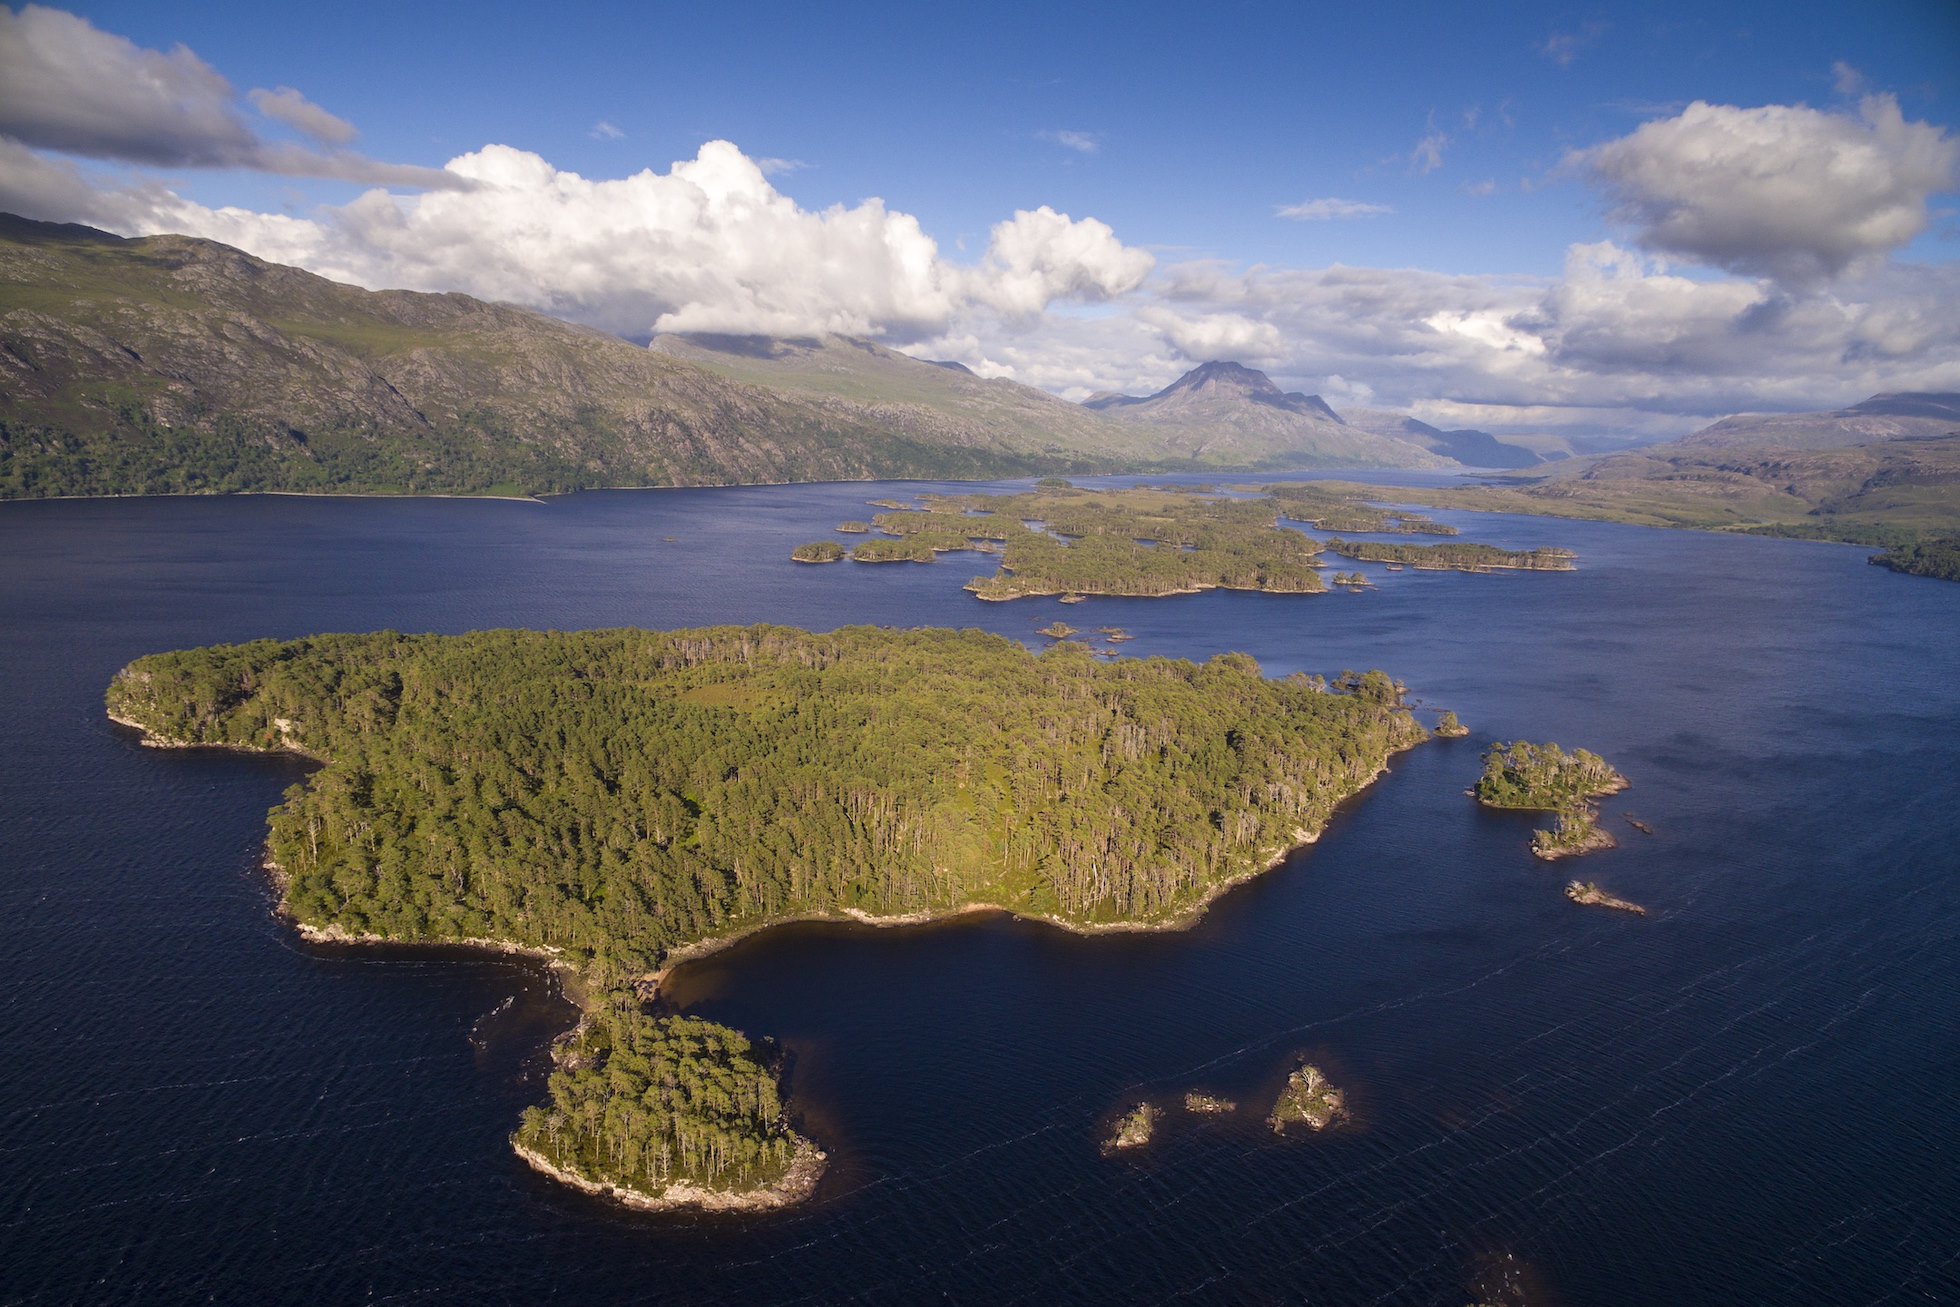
left=0, top=216, right=1175, bottom=498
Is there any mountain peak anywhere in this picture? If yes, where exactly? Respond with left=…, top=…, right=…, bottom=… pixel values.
left=1166, top=360, right=1284, bottom=396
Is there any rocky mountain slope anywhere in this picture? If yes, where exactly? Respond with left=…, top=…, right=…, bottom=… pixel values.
left=0, top=216, right=1181, bottom=498
left=1684, top=392, right=1960, bottom=451
left=1082, top=361, right=1446, bottom=469
left=648, top=332, right=1144, bottom=463
left=1338, top=408, right=1541, bottom=468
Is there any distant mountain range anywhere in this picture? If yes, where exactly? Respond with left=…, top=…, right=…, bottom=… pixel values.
left=6, top=213, right=1950, bottom=509
left=1684, top=392, right=1960, bottom=450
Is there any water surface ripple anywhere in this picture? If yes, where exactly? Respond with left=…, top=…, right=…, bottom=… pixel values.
left=1, top=479, right=1955, bottom=1304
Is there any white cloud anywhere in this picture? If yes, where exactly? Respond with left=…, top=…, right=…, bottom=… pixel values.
left=1831, top=62, right=1866, bottom=97
left=248, top=87, right=357, bottom=146
left=1275, top=197, right=1393, bottom=221
left=1539, top=23, right=1604, bottom=67
left=1039, top=129, right=1101, bottom=155
left=961, top=205, right=1153, bottom=321
left=0, top=5, right=459, bottom=188
left=1577, top=95, right=1959, bottom=283
left=589, top=120, right=624, bottom=141
left=1138, top=307, right=1284, bottom=363
left=753, top=156, right=810, bottom=176
left=37, top=139, right=1156, bottom=343
left=1460, top=179, right=1497, bottom=198
left=1410, top=129, right=1447, bottom=176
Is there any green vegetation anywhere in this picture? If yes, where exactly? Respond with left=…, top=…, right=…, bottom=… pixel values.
left=1870, top=536, right=1960, bottom=582
left=789, top=541, right=845, bottom=563
left=1474, top=742, right=1626, bottom=811
left=0, top=216, right=1169, bottom=500
left=1435, top=710, right=1468, bottom=738
left=1531, top=807, right=1616, bottom=860
left=850, top=537, right=941, bottom=562
left=835, top=520, right=871, bottom=533
left=108, top=624, right=1426, bottom=1203
left=1268, top=1062, right=1345, bottom=1132
left=1183, top=1092, right=1236, bottom=1114
left=1260, top=482, right=1457, bottom=535
left=847, top=484, right=1329, bottom=599
left=514, top=1003, right=811, bottom=1201
left=1324, top=537, right=1576, bottom=572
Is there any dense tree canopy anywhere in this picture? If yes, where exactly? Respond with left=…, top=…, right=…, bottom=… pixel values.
left=1473, top=741, right=1626, bottom=811
left=109, top=626, right=1428, bottom=977
left=1322, top=538, right=1577, bottom=572
left=109, top=624, right=1428, bottom=1203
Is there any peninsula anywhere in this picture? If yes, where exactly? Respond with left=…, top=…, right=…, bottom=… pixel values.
left=107, top=624, right=1427, bottom=1211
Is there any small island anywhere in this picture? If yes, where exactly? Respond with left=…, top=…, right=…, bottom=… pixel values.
left=1473, top=741, right=1627, bottom=811
left=1434, top=710, right=1469, bottom=738
left=789, top=541, right=845, bottom=563
left=836, top=520, right=872, bottom=534
left=1183, top=1092, right=1236, bottom=1114
left=1566, top=881, right=1646, bottom=914
left=1323, top=537, right=1577, bottom=573
left=1475, top=741, right=1626, bottom=862
left=1103, top=1103, right=1158, bottom=1152
left=1268, top=1062, right=1346, bottom=1132
left=107, top=624, right=1426, bottom=1212
left=1531, top=806, right=1617, bottom=860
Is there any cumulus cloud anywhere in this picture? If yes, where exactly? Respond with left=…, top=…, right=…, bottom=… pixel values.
left=1577, top=95, right=1959, bottom=283
left=961, top=205, right=1153, bottom=321
left=1138, top=307, right=1284, bottom=362
left=1275, top=197, right=1393, bottom=220
left=0, top=5, right=460, bottom=187
left=1039, top=129, right=1101, bottom=155
left=248, top=86, right=357, bottom=146
left=43, top=139, right=1156, bottom=343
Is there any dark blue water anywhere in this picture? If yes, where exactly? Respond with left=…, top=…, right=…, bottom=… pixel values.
left=2, top=481, right=1955, bottom=1305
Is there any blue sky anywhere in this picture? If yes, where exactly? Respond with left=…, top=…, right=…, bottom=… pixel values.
left=4, top=1, right=1959, bottom=436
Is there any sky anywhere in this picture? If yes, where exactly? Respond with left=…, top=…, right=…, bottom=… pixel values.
left=2, top=1, right=1957, bottom=440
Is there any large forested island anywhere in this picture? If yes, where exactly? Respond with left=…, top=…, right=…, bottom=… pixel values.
left=106, top=624, right=1427, bottom=1209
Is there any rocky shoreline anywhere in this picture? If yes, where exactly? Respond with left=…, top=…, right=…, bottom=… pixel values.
left=512, top=1137, right=827, bottom=1213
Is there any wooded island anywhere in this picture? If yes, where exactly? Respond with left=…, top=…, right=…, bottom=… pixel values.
left=107, top=624, right=1428, bottom=1210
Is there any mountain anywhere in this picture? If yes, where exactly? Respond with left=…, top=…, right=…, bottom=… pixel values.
left=1684, top=392, right=1960, bottom=451
left=647, top=332, right=1147, bottom=463
left=1338, top=408, right=1542, bottom=469
left=1082, top=361, right=1446, bottom=468
left=0, top=215, right=1183, bottom=499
